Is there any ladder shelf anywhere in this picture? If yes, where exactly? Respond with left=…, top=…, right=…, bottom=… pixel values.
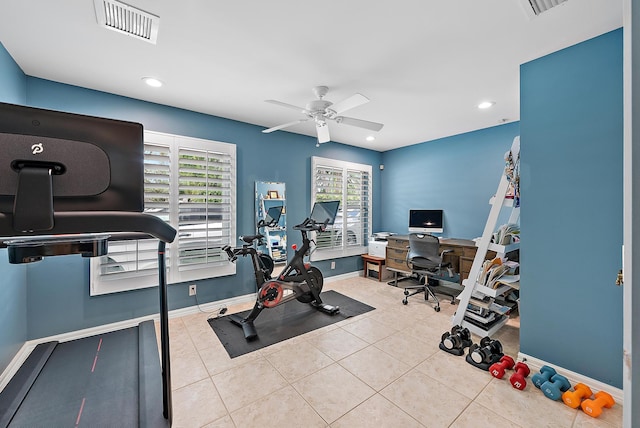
left=452, top=136, right=520, bottom=337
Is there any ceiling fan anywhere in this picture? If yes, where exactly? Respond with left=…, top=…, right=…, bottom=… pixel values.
left=262, top=86, right=384, bottom=145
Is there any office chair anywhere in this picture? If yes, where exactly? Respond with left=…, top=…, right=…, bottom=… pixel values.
left=402, top=233, right=457, bottom=312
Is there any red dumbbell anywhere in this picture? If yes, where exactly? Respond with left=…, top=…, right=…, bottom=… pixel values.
left=562, top=383, right=593, bottom=409
left=489, top=355, right=515, bottom=379
left=581, top=391, right=615, bottom=418
left=509, top=361, right=530, bottom=390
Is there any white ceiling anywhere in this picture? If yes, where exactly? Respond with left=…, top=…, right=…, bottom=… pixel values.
left=0, top=1, right=622, bottom=151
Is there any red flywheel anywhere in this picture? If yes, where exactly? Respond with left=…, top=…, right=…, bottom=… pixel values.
left=259, top=281, right=283, bottom=308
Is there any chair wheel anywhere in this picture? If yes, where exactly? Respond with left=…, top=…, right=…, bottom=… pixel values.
left=402, top=299, right=408, bottom=305
left=434, top=306, right=440, bottom=312
left=403, top=290, right=409, bottom=296
left=451, top=300, right=456, bottom=305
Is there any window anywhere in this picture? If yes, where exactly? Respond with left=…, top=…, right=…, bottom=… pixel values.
left=90, top=131, right=236, bottom=295
left=311, top=156, right=371, bottom=260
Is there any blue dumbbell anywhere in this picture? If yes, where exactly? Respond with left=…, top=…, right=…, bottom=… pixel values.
left=532, top=365, right=556, bottom=389
left=541, top=374, right=571, bottom=400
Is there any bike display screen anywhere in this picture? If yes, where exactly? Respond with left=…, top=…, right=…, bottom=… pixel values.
left=310, top=201, right=340, bottom=225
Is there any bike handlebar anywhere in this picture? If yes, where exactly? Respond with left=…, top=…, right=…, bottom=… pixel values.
left=293, top=217, right=329, bottom=232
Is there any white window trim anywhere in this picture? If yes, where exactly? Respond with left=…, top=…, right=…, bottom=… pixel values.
left=311, top=156, right=371, bottom=261
left=90, top=131, right=236, bottom=295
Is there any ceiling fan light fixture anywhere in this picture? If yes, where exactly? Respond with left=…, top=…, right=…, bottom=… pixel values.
left=478, top=101, right=495, bottom=109
left=263, top=86, right=384, bottom=144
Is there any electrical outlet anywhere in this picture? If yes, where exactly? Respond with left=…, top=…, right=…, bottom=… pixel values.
left=189, top=284, right=197, bottom=296
left=331, top=261, right=336, bottom=269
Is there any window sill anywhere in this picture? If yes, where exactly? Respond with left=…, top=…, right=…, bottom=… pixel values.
left=311, top=246, right=366, bottom=261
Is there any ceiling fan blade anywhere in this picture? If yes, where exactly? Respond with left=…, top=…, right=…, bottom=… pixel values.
left=316, top=122, right=330, bottom=143
left=265, top=99, right=307, bottom=113
left=335, top=116, right=384, bottom=132
left=262, top=119, right=308, bottom=133
left=330, top=93, right=369, bottom=114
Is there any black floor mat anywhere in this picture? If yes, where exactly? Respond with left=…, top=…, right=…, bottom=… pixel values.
left=208, top=290, right=375, bottom=358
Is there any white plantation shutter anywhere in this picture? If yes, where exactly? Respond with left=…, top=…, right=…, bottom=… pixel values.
left=144, top=142, right=171, bottom=224
left=311, top=156, right=371, bottom=260
left=176, top=146, right=231, bottom=270
left=345, top=168, right=370, bottom=246
left=90, top=131, right=236, bottom=295
left=314, top=165, right=343, bottom=250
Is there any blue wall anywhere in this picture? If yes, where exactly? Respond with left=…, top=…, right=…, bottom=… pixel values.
left=380, top=123, right=520, bottom=238
left=520, top=29, right=623, bottom=387
left=0, top=42, right=28, bottom=373
left=0, top=42, right=25, bottom=103
left=13, top=77, right=382, bottom=339
left=0, top=250, right=27, bottom=374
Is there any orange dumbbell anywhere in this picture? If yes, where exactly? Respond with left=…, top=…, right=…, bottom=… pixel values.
left=581, top=391, right=615, bottom=418
left=562, top=383, right=592, bottom=409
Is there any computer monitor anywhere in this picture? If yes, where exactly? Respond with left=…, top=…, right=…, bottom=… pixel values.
left=408, top=209, right=443, bottom=234
left=310, top=200, right=340, bottom=225
left=0, top=102, right=144, bottom=232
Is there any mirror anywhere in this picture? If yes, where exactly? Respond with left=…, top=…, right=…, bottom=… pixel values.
left=255, top=181, right=286, bottom=263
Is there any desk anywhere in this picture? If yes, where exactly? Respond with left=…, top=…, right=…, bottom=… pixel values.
left=361, top=254, right=386, bottom=281
left=440, top=238, right=484, bottom=283
left=385, top=236, right=494, bottom=286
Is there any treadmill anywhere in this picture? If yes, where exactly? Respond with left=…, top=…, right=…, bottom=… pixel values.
left=0, top=102, right=177, bottom=427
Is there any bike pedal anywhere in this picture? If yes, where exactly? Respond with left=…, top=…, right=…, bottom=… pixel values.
left=316, top=303, right=340, bottom=314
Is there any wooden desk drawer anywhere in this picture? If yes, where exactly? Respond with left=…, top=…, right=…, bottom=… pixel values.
left=386, top=239, right=408, bottom=272
left=387, top=237, right=408, bottom=249
left=460, top=257, right=473, bottom=274
left=386, top=257, right=408, bottom=271
left=460, top=257, right=472, bottom=282
left=386, top=247, right=406, bottom=259
left=462, top=246, right=477, bottom=258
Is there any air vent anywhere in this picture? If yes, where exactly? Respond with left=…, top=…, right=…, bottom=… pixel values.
left=94, top=0, right=159, bottom=44
left=521, top=0, right=568, bottom=17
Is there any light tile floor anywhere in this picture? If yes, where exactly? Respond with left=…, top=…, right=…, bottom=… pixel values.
left=165, top=276, right=623, bottom=428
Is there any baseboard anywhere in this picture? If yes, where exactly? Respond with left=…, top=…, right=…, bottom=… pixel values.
left=0, top=342, right=37, bottom=392
left=326, top=271, right=360, bottom=282
left=518, top=352, right=624, bottom=404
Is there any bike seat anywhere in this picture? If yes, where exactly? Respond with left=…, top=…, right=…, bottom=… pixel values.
left=241, top=234, right=263, bottom=244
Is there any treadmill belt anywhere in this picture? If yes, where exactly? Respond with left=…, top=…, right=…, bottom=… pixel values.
left=9, top=328, right=139, bottom=427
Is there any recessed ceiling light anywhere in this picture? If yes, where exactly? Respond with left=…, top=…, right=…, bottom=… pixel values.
left=142, top=77, right=163, bottom=88
left=478, top=101, right=495, bottom=109
left=366, top=136, right=375, bottom=142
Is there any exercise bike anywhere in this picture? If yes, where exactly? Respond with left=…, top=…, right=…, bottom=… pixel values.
left=224, top=205, right=284, bottom=282
left=223, top=200, right=341, bottom=340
